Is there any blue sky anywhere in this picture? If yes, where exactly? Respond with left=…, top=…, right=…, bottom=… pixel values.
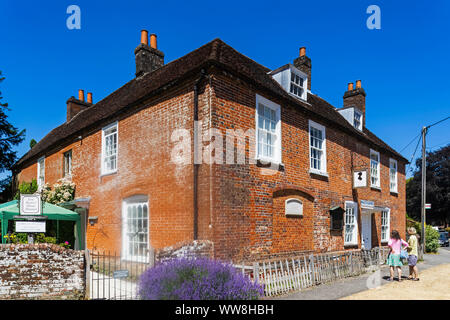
left=0, top=0, right=449, bottom=178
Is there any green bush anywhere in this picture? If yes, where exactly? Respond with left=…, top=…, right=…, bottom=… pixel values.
left=410, top=222, right=440, bottom=253
left=14, top=179, right=38, bottom=200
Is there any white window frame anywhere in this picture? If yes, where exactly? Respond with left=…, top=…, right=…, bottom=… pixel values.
left=370, top=149, right=380, bottom=188
left=37, top=156, right=45, bottom=190
left=255, top=94, right=282, bottom=164
left=63, top=150, right=72, bottom=178
left=308, top=120, right=327, bottom=175
left=289, top=68, right=307, bottom=100
left=389, top=158, right=398, bottom=193
left=101, top=122, right=118, bottom=175
left=285, top=198, right=303, bottom=216
left=344, top=201, right=359, bottom=246
left=122, top=195, right=150, bottom=263
left=381, top=208, right=390, bottom=243
left=353, top=109, right=363, bottom=130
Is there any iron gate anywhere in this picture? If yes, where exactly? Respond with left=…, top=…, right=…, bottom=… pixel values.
left=87, top=249, right=154, bottom=300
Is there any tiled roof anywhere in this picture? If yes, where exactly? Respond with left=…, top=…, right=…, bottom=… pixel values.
left=14, top=38, right=406, bottom=169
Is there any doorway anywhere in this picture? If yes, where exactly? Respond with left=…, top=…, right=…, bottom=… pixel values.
left=361, top=211, right=372, bottom=249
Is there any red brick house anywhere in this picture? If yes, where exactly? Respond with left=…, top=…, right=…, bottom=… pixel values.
left=12, top=31, right=407, bottom=261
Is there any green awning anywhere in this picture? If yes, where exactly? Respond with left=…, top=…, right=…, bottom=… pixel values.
left=0, top=200, right=82, bottom=249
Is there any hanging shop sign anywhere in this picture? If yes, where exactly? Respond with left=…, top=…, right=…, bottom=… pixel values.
left=353, top=170, right=367, bottom=188
left=15, top=221, right=46, bottom=233
left=19, top=194, right=42, bottom=216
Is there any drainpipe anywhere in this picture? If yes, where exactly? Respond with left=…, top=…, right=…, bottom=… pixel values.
left=193, top=69, right=206, bottom=240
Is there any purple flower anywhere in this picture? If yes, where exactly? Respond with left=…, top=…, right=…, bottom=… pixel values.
left=138, top=257, right=264, bottom=300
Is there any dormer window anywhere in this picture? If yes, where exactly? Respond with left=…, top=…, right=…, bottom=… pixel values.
left=290, top=72, right=305, bottom=98
left=338, top=107, right=363, bottom=131
left=354, top=110, right=362, bottom=130
left=270, top=64, right=307, bottom=101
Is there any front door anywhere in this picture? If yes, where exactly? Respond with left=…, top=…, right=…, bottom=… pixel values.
left=361, top=212, right=372, bottom=249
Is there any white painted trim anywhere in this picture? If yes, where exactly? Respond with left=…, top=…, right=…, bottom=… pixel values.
left=344, top=201, right=359, bottom=246
left=37, top=156, right=45, bottom=190
left=101, top=121, right=118, bottom=176
left=308, top=119, right=327, bottom=175
left=285, top=198, right=303, bottom=216
left=389, top=158, right=398, bottom=193
left=381, top=208, right=391, bottom=243
left=370, top=149, right=380, bottom=188
left=121, top=195, right=150, bottom=263
left=255, top=94, right=282, bottom=164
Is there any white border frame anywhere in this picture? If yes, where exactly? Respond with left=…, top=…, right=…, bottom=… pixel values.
left=353, top=108, right=363, bottom=131
left=308, top=119, right=327, bottom=175
left=255, top=94, right=282, bottom=164
left=370, top=149, right=380, bottom=188
left=344, top=201, right=359, bottom=246
left=37, top=156, right=45, bottom=190
left=381, top=208, right=391, bottom=243
left=288, top=65, right=308, bottom=101
left=389, top=158, right=398, bottom=193
left=101, top=121, right=119, bottom=176
left=121, top=194, right=150, bottom=263
left=285, top=198, right=303, bottom=216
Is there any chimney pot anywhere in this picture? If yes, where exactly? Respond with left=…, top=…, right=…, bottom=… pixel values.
left=150, top=34, right=157, bottom=49
left=78, top=89, right=85, bottom=101
left=87, top=92, right=93, bottom=104
left=355, top=80, right=362, bottom=89
left=140, top=30, right=148, bottom=45
left=299, top=47, right=306, bottom=57
left=347, top=82, right=354, bottom=91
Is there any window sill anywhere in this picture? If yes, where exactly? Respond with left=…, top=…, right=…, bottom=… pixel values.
left=370, top=185, right=381, bottom=191
left=100, top=170, right=117, bottom=178
left=390, top=190, right=398, bottom=195
left=344, top=243, right=358, bottom=247
left=309, top=169, right=329, bottom=178
left=255, top=159, right=285, bottom=171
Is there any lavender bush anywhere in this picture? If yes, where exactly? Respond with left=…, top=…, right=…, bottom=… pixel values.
left=138, top=257, right=264, bottom=300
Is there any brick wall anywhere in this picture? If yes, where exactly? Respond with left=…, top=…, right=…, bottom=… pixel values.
left=0, top=244, right=85, bottom=300
left=16, top=66, right=406, bottom=263
left=209, top=69, right=406, bottom=260
left=155, top=240, right=214, bottom=262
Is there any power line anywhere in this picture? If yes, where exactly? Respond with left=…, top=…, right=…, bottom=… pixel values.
left=399, top=132, right=421, bottom=153
left=426, top=116, right=450, bottom=129
left=406, top=134, right=422, bottom=173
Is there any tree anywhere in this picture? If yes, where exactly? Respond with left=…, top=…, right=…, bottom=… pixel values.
left=29, top=139, right=36, bottom=148
left=406, top=144, right=450, bottom=227
left=0, top=71, right=26, bottom=199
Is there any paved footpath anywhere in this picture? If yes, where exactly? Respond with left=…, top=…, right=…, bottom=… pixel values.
left=273, top=247, right=450, bottom=300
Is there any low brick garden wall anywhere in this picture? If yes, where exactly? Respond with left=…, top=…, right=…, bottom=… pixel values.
left=0, top=244, right=85, bottom=300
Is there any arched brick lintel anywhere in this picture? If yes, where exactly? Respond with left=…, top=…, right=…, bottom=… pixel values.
left=272, top=185, right=315, bottom=202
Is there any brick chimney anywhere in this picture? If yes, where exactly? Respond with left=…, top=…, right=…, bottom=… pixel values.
left=293, top=46, right=311, bottom=91
left=343, top=80, right=366, bottom=127
left=134, top=30, right=164, bottom=77
left=67, top=90, right=93, bottom=122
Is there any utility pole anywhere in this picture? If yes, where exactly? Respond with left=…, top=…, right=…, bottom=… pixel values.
left=420, top=126, right=427, bottom=256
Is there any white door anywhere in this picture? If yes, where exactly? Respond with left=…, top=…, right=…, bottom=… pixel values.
left=361, top=212, right=372, bottom=249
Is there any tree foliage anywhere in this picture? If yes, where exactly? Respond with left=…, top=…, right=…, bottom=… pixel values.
left=406, top=144, right=450, bottom=226
left=0, top=71, right=25, bottom=173
left=0, top=71, right=25, bottom=200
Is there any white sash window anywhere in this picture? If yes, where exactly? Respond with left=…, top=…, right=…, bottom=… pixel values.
left=122, top=197, right=149, bottom=262
left=101, top=122, right=118, bottom=175
left=344, top=201, right=358, bottom=245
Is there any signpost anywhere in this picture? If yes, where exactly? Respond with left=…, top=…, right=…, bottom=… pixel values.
left=20, top=194, right=42, bottom=215
left=16, top=194, right=45, bottom=244
left=15, top=221, right=46, bottom=233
